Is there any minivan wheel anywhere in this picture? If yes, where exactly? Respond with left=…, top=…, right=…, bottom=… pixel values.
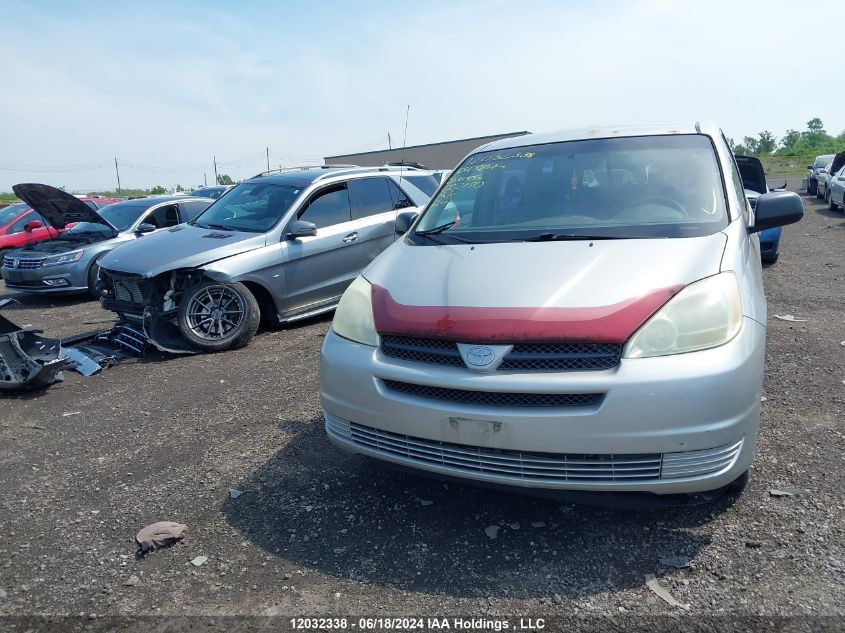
left=177, top=281, right=260, bottom=352
left=830, top=195, right=840, bottom=211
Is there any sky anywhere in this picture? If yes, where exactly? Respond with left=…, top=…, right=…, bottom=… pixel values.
left=1, top=0, right=843, bottom=193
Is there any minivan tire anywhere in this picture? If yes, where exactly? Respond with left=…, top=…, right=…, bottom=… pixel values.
left=177, top=281, right=260, bottom=352
left=830, top=195, right=840, bottom=211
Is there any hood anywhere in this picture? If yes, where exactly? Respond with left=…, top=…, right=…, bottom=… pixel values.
left=99, top=223, right=267, bottom=277
left=734, top=155, right=767, bottom=195
left=364, top=234, right=727, bottom=343
left=12, top=183, right=115, bottom=231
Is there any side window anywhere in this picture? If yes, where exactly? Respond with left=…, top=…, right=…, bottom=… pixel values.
left=7, top=211, right=34, bottom=234
left=179, top=200, right=211, bottom=222
left=298, top=184, right=351, bottom=229
left=386, top=180, right=413, bottom=210
left=347, top=178, right=394, bottom=219
left=144, top=204, right=179, bottom=229
left=721, top=134, right=748, bottom=221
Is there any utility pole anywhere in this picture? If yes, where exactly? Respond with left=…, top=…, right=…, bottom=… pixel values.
left=213, top=156, right=218, bottom=185
left=388, top=132, right=392, bottom=150
left=203, top=172, right=207, bottom=187
left=114, top=157, right=121, bottom=193
left=266, top=146, right=270, bottom=171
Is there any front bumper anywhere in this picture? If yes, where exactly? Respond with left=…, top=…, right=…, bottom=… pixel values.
left=320, top=318, right=766, bottom=495
left=1, top=262, right=88, bottom=293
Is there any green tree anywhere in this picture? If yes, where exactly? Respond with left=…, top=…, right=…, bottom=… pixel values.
left=779, top=129, right=801, bottom=151
left=756, top=131, right=777, bottom=154
left=742, top=136, right=759, bottom=155
left=217, top=174, right=234, bottom=185
left=175, top=184, right=184, bottom=192
left=802, top=117, right=828, bottom=146
left=150, top=185, right=166, bottom=195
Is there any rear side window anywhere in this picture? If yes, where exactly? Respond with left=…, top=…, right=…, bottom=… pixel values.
left=400, top=175, right=439, bottom=197
left=299, top=184, right=352, bottom=228
left=348, top=177, right=394, bottom=219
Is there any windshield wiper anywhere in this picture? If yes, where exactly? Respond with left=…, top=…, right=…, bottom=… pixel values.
left=514, top=233, right=628, bottom=242
left=415, top=221, right=457, bottom=236
left=414, top=221, right=477, bottom=244
left=192, top=221, right=234, bottom=231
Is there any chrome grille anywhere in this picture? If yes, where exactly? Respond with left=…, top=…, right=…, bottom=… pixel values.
left=382, top=379, right=603, bottom=408
left=112, top=278, right=144, bottom=304
left=2, top=256, right=44, bottom=270
left=326, top=414, right=744, bottom=484
left=326, top=414, right=661, bottom=482
left=380, top=336, right=621, bottom=371
left=661, top=439, right=745, bottom=479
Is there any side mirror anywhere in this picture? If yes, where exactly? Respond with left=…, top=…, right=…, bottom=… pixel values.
left=750, top=191, right=803, bottom=233
left=807, top=165, right=813, bottom=170
left=24, top=220, right=43, bottom=231
left=136, top=223, right=157, bottom=234
left=286, top=220, right=317, bottom=239
left=394, top=210, right=418, bottom=234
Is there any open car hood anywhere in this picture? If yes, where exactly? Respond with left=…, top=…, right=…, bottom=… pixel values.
left=734, top=155, right=767, bottom=195
left=12, top=183, right=116, bottom=231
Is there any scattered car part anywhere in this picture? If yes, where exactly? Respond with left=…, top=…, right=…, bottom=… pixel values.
left=0, top=300, right=149, bottom=391
left=0, top=299, right=74, bottom=390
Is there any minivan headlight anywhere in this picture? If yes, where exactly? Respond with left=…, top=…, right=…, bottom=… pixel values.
left=623, top=272, right=742, bottom=358
left=42, top=250, right=85, bottom=267
left=332, top=276, right=379, bottom=347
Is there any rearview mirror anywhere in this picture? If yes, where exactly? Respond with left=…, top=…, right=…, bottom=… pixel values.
left=24, top=220, right=43, bottom=231
left=136, top=223, right=157, bottom=234
left=394, top=211, right=418, bottom=235
left=287, top=220, right=317, bottom=239
left=750, top=191, right=803, bottom=233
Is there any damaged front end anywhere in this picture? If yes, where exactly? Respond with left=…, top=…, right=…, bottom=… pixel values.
left=98, top=268, right=205, bottom=354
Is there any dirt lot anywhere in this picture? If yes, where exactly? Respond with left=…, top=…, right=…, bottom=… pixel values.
left=0, top=188, right=843, bottom=626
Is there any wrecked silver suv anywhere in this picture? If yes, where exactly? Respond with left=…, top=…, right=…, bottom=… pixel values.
left=96, top=165, right=436, bottom=353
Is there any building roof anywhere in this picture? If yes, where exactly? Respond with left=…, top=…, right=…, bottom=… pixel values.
left=324, top=131, right=530, bottom=160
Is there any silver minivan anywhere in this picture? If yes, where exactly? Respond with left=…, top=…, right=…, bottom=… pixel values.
left=320, top=123, right=804, bottom=502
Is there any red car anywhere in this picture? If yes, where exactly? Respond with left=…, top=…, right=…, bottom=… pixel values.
left=0, top=197, right=117, bottom=259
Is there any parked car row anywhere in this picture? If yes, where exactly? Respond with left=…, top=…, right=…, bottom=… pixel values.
left=1, top=124, right=806, bottom=505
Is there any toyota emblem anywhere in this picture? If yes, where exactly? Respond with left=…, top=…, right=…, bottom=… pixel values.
left=464, top=345, right=495, bottom=367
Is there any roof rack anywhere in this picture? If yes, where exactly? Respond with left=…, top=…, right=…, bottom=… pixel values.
left=249, top=164, right=359, bottom=179
left=386, top=161, right=428, bottom=170
left=308, top=164, right=412, bottom=182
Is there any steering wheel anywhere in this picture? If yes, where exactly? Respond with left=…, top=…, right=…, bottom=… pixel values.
left=217, top=206, right=238, bottom=220
left=621, top=196, right=688, bottom=218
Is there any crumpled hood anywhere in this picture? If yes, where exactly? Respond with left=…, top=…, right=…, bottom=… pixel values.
left=99, top=224, right=267, bottom=278
left=12, top=183, right=114, bottom=231
left=364, top=233, right=727, bottom=343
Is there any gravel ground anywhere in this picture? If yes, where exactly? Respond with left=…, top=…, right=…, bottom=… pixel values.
left=0, top=187, right=842, bottom=625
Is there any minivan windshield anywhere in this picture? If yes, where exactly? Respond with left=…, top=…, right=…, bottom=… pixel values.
left=413, top=134, right=728, bottom=243
left=191, top=183, right=302, bottom=233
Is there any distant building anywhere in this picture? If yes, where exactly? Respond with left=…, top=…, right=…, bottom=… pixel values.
left=324, top=131, right=530, bottom=170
